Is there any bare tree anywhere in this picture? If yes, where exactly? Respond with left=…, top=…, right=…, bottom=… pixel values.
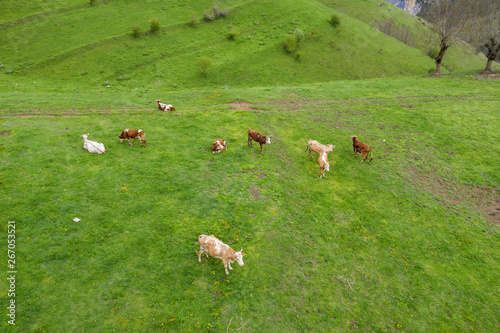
left=421, top=0, right=477, bottom=75
left=476, top=0, right=500, bottom=73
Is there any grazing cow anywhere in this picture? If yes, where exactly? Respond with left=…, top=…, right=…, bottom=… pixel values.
left=351, top=136, right=373, bottom=164
left=305, top=139, right=335, bottom=158
left=318, top=151, right=330, bottom=178
left=81, top=134, right=105, bottom=154
left=117, top=129, right=146, bottom=148
left=211, top=139, right=227, bottom=153
left=156, top=100, right=175, bottom=111
left=198, top=235, right=245, bottom=275
left=248, top=129, right=271, bottom=153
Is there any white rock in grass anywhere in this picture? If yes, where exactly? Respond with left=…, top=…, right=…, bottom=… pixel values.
left=73, top=218, right=81, bottom=222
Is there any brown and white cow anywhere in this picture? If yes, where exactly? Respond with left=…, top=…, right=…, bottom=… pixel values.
left=156, top=100, right=175, bottom=111
left=351, top=136, right=373, bottom=164
left=248, top=129, right=271, bottom=153
left=305, top=139, right=335, bottom=158
left=198, top=234, right=245, bottom=275
left=211, top=139, right=227, bottom=153
left=117, top=129, right=146, bottom=148
left=318, top=151, right=330, bottom=178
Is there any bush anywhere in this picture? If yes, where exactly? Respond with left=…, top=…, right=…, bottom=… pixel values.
left=89, top=0, right=96, bottom=6
left=131, top=25, right=143, bottom=38
left=189, top=12, right=200, bottom=27
left=203, top=6, right=229, bottom=21
left=330, top=14, right=341, bottom=27
left=295, top=51, right=304, bottom=60
left=226, top=29, right=240, bottom=40
left=196, top=57, right=213, bottom=75
left=283, top=34, right=298, bottom=53
left=149, top=18, right=161, bottom=34
left=203, top=10, right=215, bottom=22
left=294, top=27, right=304, bottom=43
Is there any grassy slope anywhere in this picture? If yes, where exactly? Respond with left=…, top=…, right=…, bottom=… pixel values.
left=316, top=0, right=490, bottom=73
left=1, top=76, right=499, bottom=332
left=2, top=0, right=493, bottom=92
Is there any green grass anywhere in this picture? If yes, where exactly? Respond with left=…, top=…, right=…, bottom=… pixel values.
left=1, top=0, right=499, bottom=331
left=1, top=0, right=496, bottom=92
left=1, top=75, right=499, bottom=332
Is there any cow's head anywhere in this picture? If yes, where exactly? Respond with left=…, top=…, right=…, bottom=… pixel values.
left=325, top=162, right=330, bottom=172
left=234, top=249, right=245, bottom=266
left=81, top=134, right=89, bottom=140
left=156, top=100, right=161, bottom=103
left=325, top=144, right=336, bottom=153
left=266, top=136, right=271, bottom=144
left=351, top=136, right=357, bottom=142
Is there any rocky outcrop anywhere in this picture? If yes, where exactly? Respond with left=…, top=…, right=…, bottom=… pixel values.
left=385, top=0, right=423, bottom=15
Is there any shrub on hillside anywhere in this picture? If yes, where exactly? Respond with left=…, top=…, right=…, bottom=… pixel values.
left=295, top=50, right=304, bottom=60
left=131, top=25, right=143, bottom=38
left=330, top=14, right=341, bottom=27
left=203, top=10, right=215, bottom=21
left=294, top=27, right=304, bottom=43
left=226, top=29, right=240, bottom=40
left=283, top=34, right=298, bottom=53
left=203, top=5, right=229, bottom=22
left=89, top=0, right=96, bottom=6
left=189, top=12, right=200, bottom=27
left=196, top=56, right=213, bottom=76
left=149, top=18, right=161, bottom=34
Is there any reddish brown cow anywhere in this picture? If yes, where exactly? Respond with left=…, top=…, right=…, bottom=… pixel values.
left=211, top=139, right=227, bottom=153
left=318, top=151, right=330, bottom=178
left=118, top=129, right=146, bottom=148
left=248, top=129, right=271, bottom=153
left=351, top=136, right=373, bottom=163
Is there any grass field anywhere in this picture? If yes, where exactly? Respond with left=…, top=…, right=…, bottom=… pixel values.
left=1, top=0, right=500, bottom=331
left=1, top=74, right=499, bottom=332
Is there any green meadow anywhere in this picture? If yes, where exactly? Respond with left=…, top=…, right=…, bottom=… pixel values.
left=1, top=0, right=500, bottom=332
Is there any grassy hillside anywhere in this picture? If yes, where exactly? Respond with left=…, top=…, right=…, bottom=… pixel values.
left=1, top=0, right=493, bottom=91
left=1, top=75, right=500, bottom=332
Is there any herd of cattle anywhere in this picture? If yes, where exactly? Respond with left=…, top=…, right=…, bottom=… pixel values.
left=79, top=101, right=374, bottom=274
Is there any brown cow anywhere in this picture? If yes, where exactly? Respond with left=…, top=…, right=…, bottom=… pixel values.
left=118, top=129, right=146, bottom=148
left=248, top=129, right=271, bottom=153
left=156, top=100, right=175, bottom=111
left=198, top=235, right=245, bottom=275
left=351, top=136, right=373, bottom=163
left=211, top=139, right=227, bottom=153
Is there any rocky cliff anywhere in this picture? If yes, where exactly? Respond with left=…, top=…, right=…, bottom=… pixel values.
left=385, top=0, right=426, bottom=15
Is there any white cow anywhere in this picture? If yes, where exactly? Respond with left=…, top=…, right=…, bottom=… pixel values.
left=81, top=134, right=105, bottom=154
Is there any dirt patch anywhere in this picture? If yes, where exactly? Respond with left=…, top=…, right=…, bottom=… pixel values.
left=0, top=131, right=12, bottom=136
left=227, top=101, right=255, bottom=111
left=406, top=168, right=500, bottom=226
left=248, top=185, right=261, bottom=201
left=477, top=73, right=500, bottom=80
